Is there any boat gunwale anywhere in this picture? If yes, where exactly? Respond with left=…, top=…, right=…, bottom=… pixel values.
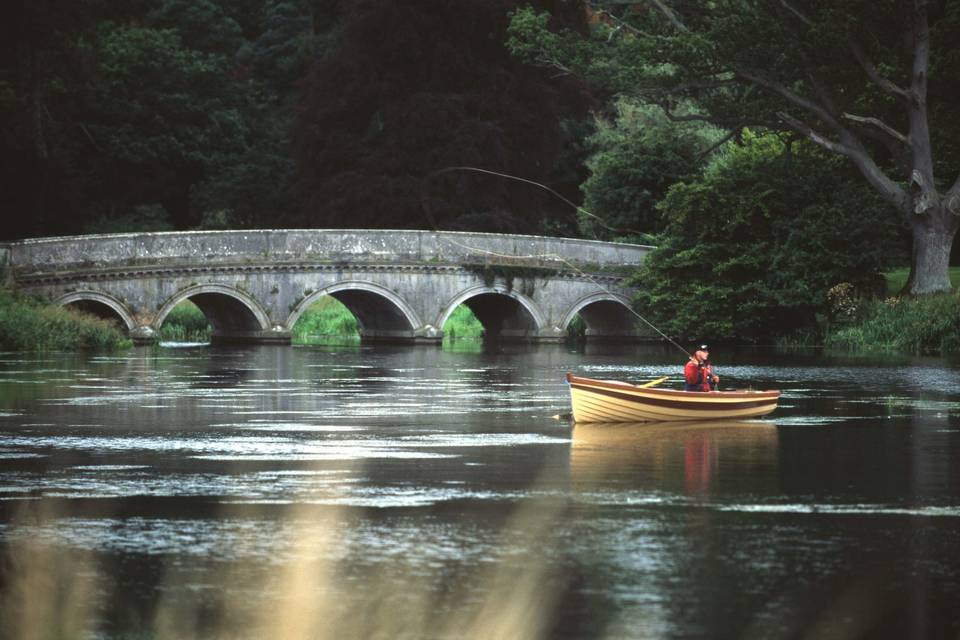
left=566, top=373, right=780, bottom=400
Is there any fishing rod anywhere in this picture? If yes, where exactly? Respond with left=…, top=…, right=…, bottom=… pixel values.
left=426, top=165, right=692, bottom=359
left=431, top=166, right=647, bottom=238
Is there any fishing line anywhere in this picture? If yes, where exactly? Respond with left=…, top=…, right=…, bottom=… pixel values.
left=425, top=166, right=692, bottom=359
left=431, top=166, right=647, bottom=238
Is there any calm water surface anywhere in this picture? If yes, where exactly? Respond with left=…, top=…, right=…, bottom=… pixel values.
left=1, top=343, right=959, bottom=639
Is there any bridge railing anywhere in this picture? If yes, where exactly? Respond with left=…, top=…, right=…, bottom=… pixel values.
left=5, top=229, right=651, bottom=277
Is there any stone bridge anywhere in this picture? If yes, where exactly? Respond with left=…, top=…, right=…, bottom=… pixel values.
left=0, top=230, right=653, bottom=344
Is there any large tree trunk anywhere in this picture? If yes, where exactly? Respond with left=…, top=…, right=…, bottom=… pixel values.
left=905, top=206, right=958, bottom=294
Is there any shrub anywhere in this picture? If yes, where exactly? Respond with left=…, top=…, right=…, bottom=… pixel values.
left=631, top=133, right=905, bottom=342
left=0, top=291, right=132, bottom=351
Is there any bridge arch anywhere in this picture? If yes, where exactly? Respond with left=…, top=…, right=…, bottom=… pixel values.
left=56, top=291, right=137, bottom=331
left=561, top=292, right=642, bottom=339
left=286, top=281, right=421, bottom=341
left=154, top=284, right=271, bottom=339
left=437, top=285, right=545, bottom=340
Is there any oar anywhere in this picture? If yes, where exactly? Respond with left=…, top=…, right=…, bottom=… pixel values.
left=638, top=376, right=670, bottom=388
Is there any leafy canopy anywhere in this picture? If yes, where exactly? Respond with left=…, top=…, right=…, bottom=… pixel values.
left=633, top=133, right=905, bottom=341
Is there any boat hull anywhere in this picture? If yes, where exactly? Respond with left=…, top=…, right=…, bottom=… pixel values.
left=566, top=373, right=780, bottom=423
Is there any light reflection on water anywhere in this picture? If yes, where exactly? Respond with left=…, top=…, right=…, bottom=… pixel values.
left=0, top=344, right=959, bottom=638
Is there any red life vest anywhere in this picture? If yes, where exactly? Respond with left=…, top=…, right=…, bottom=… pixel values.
left=684, top=359, right=713, bottom=392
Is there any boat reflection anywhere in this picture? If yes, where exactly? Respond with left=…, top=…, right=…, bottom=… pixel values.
left=571, top=420, right=779, bottom=496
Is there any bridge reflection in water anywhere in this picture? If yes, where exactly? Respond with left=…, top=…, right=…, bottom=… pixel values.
left=2, top=229, right=653, bottom=345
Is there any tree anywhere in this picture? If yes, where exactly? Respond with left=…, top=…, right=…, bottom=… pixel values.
left=298, top=0, right=594, bottom=234
left=579, top=97, right=720, bottom=241
left=509, top=1, right=960, bottom=294
left=79, top=23, right=246, bottom=228
left=632, top=133, right=905, bottom=341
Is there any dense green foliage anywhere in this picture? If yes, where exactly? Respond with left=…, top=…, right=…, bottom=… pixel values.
left=2, top=1, right=593, bottom=240
left=632, top=133, right=905, bottom=341
left=0, top=291, right=131, bottom=351
left=298, top=0, right=593, bottom=234
left=826, top=294, right=960, bottom=354
left=3, top=1, right=342, bottom=237
left=579, top=98, right=719, bottom=241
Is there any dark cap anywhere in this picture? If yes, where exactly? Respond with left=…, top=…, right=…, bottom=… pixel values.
left=698, top=344, right=709, bottom=351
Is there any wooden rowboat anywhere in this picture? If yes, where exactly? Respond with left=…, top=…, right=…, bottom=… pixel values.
left=565, top=373, right=780, bottom=423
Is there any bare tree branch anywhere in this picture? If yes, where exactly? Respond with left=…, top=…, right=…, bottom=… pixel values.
left=738, top=70, right=846, bottom=135
left=776, top=111, right=853, bottom=155
left=696, top=126, right=743, bottom=159
left=777, top=111, right=906, bottom=210
left=654, top=102, right=719, bottom=124
left=841, top=112, right=909, bottom=145
left=651, top=100, right=753, bottom=131
left=633, top=77, right=738, bottom=97
left=646, top=0, right=690, bottom=33
left=779, top=0, right=814, bottom=27
left=850, top=44, right=912, bottom=102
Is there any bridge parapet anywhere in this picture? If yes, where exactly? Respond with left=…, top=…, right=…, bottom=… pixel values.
left=6, top=229, right=651, bottom=278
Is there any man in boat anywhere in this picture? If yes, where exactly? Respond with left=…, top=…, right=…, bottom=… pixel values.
left=684, top=345, right=719, bottom=392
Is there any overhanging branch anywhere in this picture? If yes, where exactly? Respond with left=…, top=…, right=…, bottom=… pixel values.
left=697, top=126, right=743, bottom=159
left=738, top=70, right=846, bottom=136
left=778, top=111, right=907, bottom=210
left=841, top=112, right=908, bottom=145
left=776, top=111, right=853, bottom=155
left=850, top=44, right=912, bottom=103
left=779, top=0, right=814, bottom=27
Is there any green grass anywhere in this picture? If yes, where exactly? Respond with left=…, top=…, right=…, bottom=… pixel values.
left=884, top=267, right=960, bottom=294
left=0, top=291, right=132, bottom=351
left=291, top=296, right=360, bottom=344
left=159, top=301, right=211, bottom=342
left=290, top=298, right=486, bottom=344
left=442, top=305, right=484, bottom=340
left=825, top=292, right=960, bottom=354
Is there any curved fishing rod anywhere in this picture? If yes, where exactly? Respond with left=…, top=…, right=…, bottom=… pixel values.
left=426, top=165, right=692, bottom=359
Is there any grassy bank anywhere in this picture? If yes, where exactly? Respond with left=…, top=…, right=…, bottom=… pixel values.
left=0, top=291, right=132, bottom=351
left=825, top=293, right=960, bottom=354
left=883, top=267, right=960, bottom=294
left=292, top=297, right=360, bottom=344
left=287, top=297, right=486, bottom=344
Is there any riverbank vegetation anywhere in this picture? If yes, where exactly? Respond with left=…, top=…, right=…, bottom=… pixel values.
left=158, top=297, right=488, bottom=345
left=159, top=301, right=211, bottom=343
left=824, top=293, right=960, bottom=354
left=291, top=297, right=359, bottom=344
left=0, top=291, right=131, bottom=351
left=5, top=2, right=960, bottom=355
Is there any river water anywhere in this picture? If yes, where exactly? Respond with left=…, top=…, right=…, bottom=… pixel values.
left=1, top=343, right=959, bottom=639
